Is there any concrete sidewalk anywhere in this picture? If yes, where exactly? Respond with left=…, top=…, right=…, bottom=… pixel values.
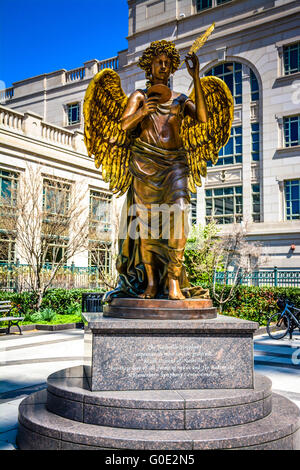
left=0, top=327, right=299, bottom=450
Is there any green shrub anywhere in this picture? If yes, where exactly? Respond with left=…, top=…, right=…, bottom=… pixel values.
left=39, top=307, right=57, bottom=322
left=1, top=286, right=299, bottom=326
left=65, top=302, right=81, bottom=316
left=208, top=285, right=300, bottom=326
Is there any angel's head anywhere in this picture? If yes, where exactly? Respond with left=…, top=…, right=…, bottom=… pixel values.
left=138, top=40, right=180, bottom=86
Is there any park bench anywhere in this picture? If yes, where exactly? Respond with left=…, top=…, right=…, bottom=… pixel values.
left=0, top=300, right=24, bottom=335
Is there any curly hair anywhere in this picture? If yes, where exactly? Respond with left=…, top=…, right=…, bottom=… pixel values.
left=138, top=40, right=180, bottom=83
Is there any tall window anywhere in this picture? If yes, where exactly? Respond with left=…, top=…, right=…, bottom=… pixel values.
left=207, top=126, right=242, bottom=167
left=89, top=241, right=111, bottom=274
left=206, top=62, right=242, bottom=105
left=196, top=0, right=212, bottom=11
left=0, top=170, right=18, bottom=207
left=0, top=232, right=16, bottom=263
left=196, top=0, right=231, bottom=10
left=283, top=42, right=300, bottom=75
left=283, top=115, right=300, bottom=147
left=0, top=170, right=18, bottom=263
left=205, top=186, right=243, bottom=224
left=67, top=103, right=80, bottom=125
left=251, top=123, right=260, bottom=161
left=43, top=179, right=71, bottom=217
left=89, top=191, right=112, bottom=234
left=43, top=239, right=67, bottom=265
left=250, top=70, right=259, bottom=101
left=252, top=184, right=261, bottom=222
left=285, top=180, right=300, bottom=220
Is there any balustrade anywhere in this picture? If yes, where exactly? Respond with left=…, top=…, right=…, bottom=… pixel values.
left=0, top=105, right=23, bottom=131
left=41, top=122, right=73, bottom=147
left=98, top=56, right=119, bottom=71
left=66, top=67, right=86, bottom=82
left=0, top=87, right=14, bottom=102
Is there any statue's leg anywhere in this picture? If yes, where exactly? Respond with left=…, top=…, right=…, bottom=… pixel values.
left=167, top=198, right=188, bottom=300
left=138, top=240, right=157, bottom=298
left=136, top=201, right=157, bottom=299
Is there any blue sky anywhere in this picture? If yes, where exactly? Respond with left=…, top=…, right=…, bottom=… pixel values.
left=0, top=0, right=129, bottom=88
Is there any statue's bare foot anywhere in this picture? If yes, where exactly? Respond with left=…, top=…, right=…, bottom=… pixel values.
left=139, top=285, right=157, bottom=299
left=168, top=278, right=185, bottom=300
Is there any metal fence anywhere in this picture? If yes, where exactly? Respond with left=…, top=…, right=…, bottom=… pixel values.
left=0, top=263, right=300, bottom=291
left=214, top=267, right=300, bottom=288
left=0, top=262, right=107, bottom=291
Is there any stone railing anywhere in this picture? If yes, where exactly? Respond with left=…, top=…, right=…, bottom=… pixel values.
left=98, top=56, right=119, bottom=71
left=0, top=105, right=86, bottom=154
left=0, top=106, right=23, bottom=131
left=66, top=66, right=86, bottom=83
left=41, top=121, right=74, bottom=147
left=0, top=87, right=14, bottom=103
left=0, top=56, right=120, bottom=102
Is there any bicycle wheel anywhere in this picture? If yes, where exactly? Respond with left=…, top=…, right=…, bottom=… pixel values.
left=267, top=312, right=290, bottom=340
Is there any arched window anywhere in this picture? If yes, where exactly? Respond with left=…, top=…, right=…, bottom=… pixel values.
left=201, top=61, right=262, bottom=224
left=205, top=62, right=242, bottom=105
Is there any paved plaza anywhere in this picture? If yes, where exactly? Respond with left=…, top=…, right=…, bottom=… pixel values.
left=0, top=327, right=299, bottom=450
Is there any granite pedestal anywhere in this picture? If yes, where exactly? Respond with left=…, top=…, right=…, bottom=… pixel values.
left=17, top=310, right=300, bottom=450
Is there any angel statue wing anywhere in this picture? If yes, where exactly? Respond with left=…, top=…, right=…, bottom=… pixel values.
left=180, top=76, right=234, bottom=192
left=83, top=69, right=132, bottom=196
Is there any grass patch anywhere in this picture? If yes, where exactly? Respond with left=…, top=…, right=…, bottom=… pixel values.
left=22, top=314, right=83, bottom=325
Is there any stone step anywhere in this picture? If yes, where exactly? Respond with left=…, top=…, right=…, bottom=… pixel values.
left=17, top=390, right=300, bottom=450
left=46, top=366, right=272, bottom=430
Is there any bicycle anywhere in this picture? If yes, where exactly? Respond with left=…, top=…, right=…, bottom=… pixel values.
left=267, top=298, right=300, bottom=340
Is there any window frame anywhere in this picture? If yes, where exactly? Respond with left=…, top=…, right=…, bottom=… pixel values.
left=195, top=0, right=232, bottom=13
left=89, top=190, right=112, bottom=235
left=66, top=102, right=81, bottom=126
left=283, top=115, right=300, bottom=148
left=284, top=179, right=300, bottom=221
left=252, top=184, right=261, bottom=222
left=205, top=185, right=243, bottom=225
left=205, top=61, right=242, bottom=106
left=0, top=169, right=18, bottom=208
left=283, top=41, right=300, bottom=76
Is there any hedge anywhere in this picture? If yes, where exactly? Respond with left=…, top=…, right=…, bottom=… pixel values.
left=209, top=285, right=300, bottom=326
left=0, top=288, right=102, bottom=316
left=0, top=286, right=299, bottom=326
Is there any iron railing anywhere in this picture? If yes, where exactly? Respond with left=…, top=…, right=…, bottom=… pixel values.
left=0, top=262, right=108, bottom=291
left=214, top=267, right=300, bottom=287
left=0, top=263, right=299, bottom=291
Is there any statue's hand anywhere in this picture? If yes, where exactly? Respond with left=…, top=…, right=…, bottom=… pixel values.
left=185, top=52, right=200, bottom=80
left=141, top=95, right=159, bottom=117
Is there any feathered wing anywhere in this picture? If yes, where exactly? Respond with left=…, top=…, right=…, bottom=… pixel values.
left=180, top=76, right=234, bottom=191
left=83, top=69, right=132, bottom=196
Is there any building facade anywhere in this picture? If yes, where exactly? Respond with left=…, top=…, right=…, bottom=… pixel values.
left=0, top=105, right=117, bottom=273
left=1, top=0, right=300, bottom=268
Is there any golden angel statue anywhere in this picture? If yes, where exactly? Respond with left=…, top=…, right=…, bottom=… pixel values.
left=84, top=39, right=233, bottom=301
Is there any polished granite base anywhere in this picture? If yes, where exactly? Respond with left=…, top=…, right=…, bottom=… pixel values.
left=17, top=379, right=300, bottom=450
left=83, top=314, right=257, bottom=391
left=16, top=312, right=300, bottom=450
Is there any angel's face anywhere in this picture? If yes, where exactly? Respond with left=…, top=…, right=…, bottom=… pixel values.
left=151, top=54, right=171, bottom=84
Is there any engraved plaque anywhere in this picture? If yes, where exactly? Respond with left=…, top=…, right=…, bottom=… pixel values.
left=90, top=334, right=253, bottom=391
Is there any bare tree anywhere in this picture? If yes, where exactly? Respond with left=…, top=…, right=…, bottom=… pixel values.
left=212, top=223, right=264, bottom=312
left=0, top=165, right=89, bottom=309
